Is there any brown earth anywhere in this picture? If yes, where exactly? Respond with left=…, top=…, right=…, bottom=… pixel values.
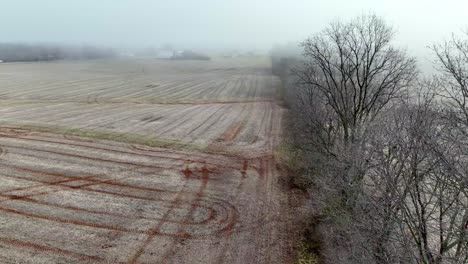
left=0, top=57, right=292, bottom=263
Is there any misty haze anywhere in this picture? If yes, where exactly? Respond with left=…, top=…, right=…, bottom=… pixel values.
left=0, top=1, right=467, bottom=264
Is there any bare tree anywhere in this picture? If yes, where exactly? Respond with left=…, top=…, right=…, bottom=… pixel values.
left=290, top=15, right=419, bottom=214
left=272, top=15, right=468, bottom=264
left=296, top=14, right=418, bottom=145
left=425, top=31, right=468, bottom=264
left=432, top=31, right=468, bottom=125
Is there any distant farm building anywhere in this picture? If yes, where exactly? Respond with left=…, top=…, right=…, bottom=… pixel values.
left=156, top=50, right=175, bottom=59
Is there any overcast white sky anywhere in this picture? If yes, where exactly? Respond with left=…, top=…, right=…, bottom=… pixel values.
left=0, top=0, right=467, bottom=63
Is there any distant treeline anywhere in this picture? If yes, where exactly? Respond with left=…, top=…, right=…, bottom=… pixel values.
left=270, top=43, right=301, bottom=77
left=0, top=43, right=116, bottom=62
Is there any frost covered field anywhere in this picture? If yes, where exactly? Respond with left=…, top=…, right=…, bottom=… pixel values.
left=0, top=57, right=289, bottom=263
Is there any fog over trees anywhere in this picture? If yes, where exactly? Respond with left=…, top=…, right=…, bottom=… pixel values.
left=1, top=1, right=466, bottom=66
left=273, top=14, right=468, bottom=264
left=0, top=44, right=116, bottom=62
left=1, top=1, right=468, bottom=263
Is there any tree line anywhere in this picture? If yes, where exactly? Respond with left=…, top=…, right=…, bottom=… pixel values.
left=0, top=43, right=116, bottom=62
left=272, top=14, right=468, bottom=264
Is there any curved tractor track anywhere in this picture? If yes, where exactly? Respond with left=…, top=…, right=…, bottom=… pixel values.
left=0, top=57, right=289, bottom=264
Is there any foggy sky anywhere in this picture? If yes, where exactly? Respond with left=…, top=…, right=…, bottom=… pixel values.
left=1, top=0, right=467, bottom=58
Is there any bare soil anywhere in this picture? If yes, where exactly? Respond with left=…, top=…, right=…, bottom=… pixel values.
left=0, top=57, right=292, bottom=263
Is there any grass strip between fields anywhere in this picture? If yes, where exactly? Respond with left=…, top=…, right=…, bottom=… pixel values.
left=0, top=121, right=207, bottom=152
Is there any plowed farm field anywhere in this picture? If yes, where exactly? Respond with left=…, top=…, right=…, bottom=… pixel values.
left=0, top=57, right=291, bottom=263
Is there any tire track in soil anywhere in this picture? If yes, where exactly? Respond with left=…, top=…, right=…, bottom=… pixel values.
left=254, top=157, right=274, bottom=264
left=1, top=131, right=245, bottom=171
left=219, top=121, right=245, bottom=143
left=126, top=162, right=195, bottom=264
left=63, top=134, right=95, bottom=143
left=158, top=163, right=212, bottom=263
left=0, top=167, right=220, bottom=227
left=1, top=143, right=168, bottom=172
left=0, top=163, right=238, bottom=239
left=211, top=123, right=274, bottom=262
left=5, top=137, right=234, bottom=180
left=214, top=159, right=245, bottom=264
left=0, top=163, right=206, bottom=213
left=0, top=143, right=241, bottom=262
left=0, top=149, right=170, bottom=181
left=0, top=206, right=135, bottom=233
left=211, top=103, right=249, bottom=146
left=0, top=192, right=215, bottom=225
left=0, top=175, right=95, bottom=197
left=0, top=128, right=32, bottom=137
left=0, top=237, right=104, bottom=262
left=0, top=66, right=283, bottom=262
left=250, top=103, right=269, bottom=145
left=215, top=156, right=274, bottom=263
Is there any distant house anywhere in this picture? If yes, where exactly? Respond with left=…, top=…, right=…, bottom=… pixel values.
left=171, top=50, right=210, bottom=61
left=155, top=50, right=174, bottom=59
